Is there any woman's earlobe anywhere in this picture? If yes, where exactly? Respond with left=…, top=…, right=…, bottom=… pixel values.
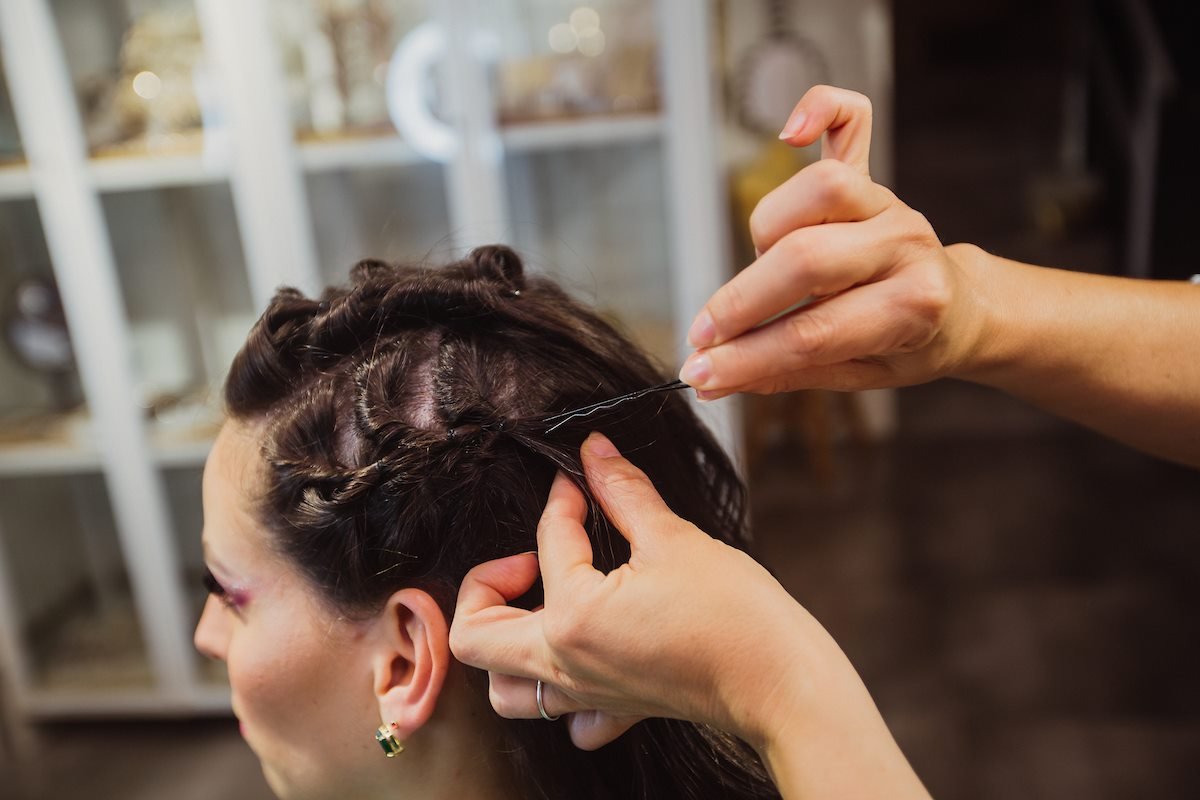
left=373, top=588, right=451, bottom=739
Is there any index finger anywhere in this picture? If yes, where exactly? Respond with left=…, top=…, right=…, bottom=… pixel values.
left=778, top=85, right=873, bottom=176
left=450, top=553, right=548, bottom=677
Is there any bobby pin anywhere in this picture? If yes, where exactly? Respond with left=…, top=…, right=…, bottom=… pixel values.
left=542, top=379, right=689, bottom=433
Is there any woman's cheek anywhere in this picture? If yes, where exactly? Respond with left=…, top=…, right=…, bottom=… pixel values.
left=228, top=625, right=295, bottom=736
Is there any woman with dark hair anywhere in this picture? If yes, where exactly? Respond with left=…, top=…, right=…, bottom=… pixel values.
left=193, top=244, right=781, bottom=799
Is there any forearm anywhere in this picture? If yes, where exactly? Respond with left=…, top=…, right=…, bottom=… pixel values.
left=949, top=244, right=1200, bottom=467
left=758, top=686, right=931, bottom=799
left=737, top=611, right=930, bottom=799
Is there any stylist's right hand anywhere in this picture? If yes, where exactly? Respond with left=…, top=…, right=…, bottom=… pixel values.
left=450, top=434, right=929, bottom=799
left=452, top=432, right=805, bottom=750
left=680, top=85, right=987, bottom=400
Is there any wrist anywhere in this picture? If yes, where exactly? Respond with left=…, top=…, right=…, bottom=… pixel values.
left=722, top=602, right=850, bottom=750
left=747, top=627, right=930, bottom=799
left=941, top=242, right=1012, bottom=384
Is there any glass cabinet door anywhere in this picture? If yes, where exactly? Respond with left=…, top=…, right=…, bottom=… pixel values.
left=269, top=0, right=455, bottom=283
left=49, top=0, right=252, bottom=459
left=473, top=1, right=678, bottom=369
left=0, top=47, right=156, bottom=700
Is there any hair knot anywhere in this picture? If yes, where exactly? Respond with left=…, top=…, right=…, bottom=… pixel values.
left=467, top=245, right=526, bottom=294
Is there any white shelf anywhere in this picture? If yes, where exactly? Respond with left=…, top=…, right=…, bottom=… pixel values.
left=297, top=115, right=665, bottom=171
left=0, top=441, right=103, bottom=477
left=0, top=116, right=666, bottom=201
left=298, top=135, right=422, bottom=172
left=0, top=420, right=217, bottom=476
left=500, top=113, right=663, bottom=153
left=0, top=153, right=226, bottom=199
left=0, top=163, right=33, bottom=200
left=0, top=411, right=102, bottom=477
left=89, top=152, right=227, bottom=193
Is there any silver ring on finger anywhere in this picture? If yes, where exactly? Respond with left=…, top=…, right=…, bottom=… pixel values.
left=535, top=679, right=560, bottom=722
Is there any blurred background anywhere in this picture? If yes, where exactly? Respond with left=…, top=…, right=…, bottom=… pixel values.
left=0, top=0, right=1196, bottom=797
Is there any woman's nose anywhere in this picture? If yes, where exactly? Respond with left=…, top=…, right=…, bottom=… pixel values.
left=193, top=595, right=229, bottom=661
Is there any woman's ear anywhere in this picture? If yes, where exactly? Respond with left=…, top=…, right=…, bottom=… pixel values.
left=372, top=588, right=450, bottom=740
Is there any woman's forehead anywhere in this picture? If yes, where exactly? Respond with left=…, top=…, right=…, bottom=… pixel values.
left=203, top=422, right=270, bottom=560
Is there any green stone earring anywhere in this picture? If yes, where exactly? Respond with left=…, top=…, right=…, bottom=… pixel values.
left=375, top=722, right=405, bottom=757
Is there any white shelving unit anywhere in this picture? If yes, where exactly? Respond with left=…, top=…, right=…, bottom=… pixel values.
left=0, top=117, right=665, bottom=203
left=0, top=0, right=891, bottom=722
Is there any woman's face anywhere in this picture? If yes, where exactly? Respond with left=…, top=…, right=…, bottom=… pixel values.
left=193, top=422, right=383, bottom=799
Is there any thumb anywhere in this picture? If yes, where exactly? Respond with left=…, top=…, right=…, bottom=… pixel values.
left=580, top=433, right=681, bottom=551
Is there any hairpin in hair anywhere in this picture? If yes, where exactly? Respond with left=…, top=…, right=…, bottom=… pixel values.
left=542, top=379, right=689, bottom=433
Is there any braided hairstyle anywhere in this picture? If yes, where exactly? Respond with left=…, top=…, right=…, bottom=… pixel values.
left=225, top=245, right=779, bottom=800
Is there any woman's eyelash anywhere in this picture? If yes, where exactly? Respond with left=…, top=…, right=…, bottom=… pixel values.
left=202, top=568, right=226, bottom=596
left=203, top=568, right=239, bottom=610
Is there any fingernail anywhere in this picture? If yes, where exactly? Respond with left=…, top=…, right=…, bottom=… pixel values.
left=694, top=389, right=722, bottom=402
left=778, top=111, right=806, bottom=140
left=678, top=354, right=712, bottom=389
left=585, top=432, right=620, bottom=459
left=687, top=310, right=715, bottom=348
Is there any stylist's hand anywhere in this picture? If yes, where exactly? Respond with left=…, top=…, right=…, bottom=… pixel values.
left=450, top=434, right=929, bottom=800
left=679, top=85, right=986, bottom=400
left=451, top=432, right=811, bottom=751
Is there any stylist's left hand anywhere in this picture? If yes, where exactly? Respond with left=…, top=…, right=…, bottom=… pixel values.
left=449, top=433, right=839, bottom=752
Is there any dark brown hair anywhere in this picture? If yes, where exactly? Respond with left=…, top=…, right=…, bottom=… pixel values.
left=224, top=245, right=778, bottom=799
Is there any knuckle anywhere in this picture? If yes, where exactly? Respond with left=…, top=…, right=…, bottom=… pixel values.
left=447, top=623, right=480, bottom=664
left=900, top=274, right=951, bottom=349
left=600, top=465, right=650, bottom=500
left=775, top=234, right=829, bottom=296
left=546, top=663, right=581, bottom=697
left=810, top=84, right=872, bottom=115
left=808, top=84, right=839, bottom=106
left=447, top=626, right=467, bottom=659
left=748, top=203, right=775, bottom=249
left=711, top=279, right=749, bottom=330
left=855, top=91, right=874, bottom=118
left=786, top=309, right=835, bottom=358
left=916, top=271, right=953, bottom=318
left=542, top=609, right=585, bottom=658
left=808, top=159, right=854, bottom=206
left=488, top=684, right=518, bottom=719
left=901, top=209, right=937, bottom=245
left=775, top=230, right=813, bottom=273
